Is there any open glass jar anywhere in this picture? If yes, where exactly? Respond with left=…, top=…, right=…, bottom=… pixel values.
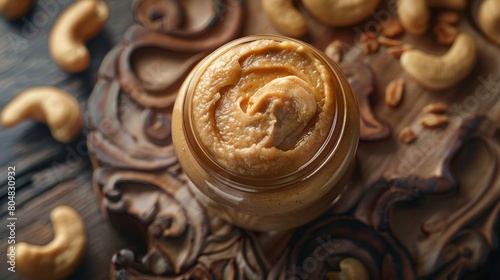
left=172, top=35, right=359, bottom=231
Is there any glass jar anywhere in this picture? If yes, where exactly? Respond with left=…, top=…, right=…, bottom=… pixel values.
left=172, top=35, right=359, bottom=231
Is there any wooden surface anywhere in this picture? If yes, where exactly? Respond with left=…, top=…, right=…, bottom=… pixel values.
left=0, top=0, right=499, bottom=279
left=0, top=1, right=142, bottom=279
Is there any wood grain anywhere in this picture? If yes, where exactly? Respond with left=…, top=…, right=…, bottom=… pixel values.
left=0, top=1, right=136, bottom=279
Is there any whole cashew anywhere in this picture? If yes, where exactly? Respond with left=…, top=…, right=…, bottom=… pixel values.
left=302, top=0, right=380, bottom=26
left=400, top=33, right=477, bottom=90
left=261, top=0, right=308, bottom=37
left=14, top=206, right=86, bottom=280
left=49, top=0, right=109, bottom=73
left=0, top=0, right=32, bottom=20
left=398, top=0, right=467, bottom=35
left=478, top=0, right=500, bottom=46
left=1, top=86, right=82, bottom=143
left=398, top=0, right=429, bottom=35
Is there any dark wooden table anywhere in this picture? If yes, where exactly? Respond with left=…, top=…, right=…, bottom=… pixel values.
left=0, top=0, right=499, bottom=279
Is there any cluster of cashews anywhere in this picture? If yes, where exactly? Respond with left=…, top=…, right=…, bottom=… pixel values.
left=1, top=1, right=110, bottom=141
left=396, top=0, right=480, bottom=90
left=0, top=2, right=490, bottom=280
left=397, top=0, right=467, bottom=35
left=13, top=206, right=86, bottom=280
left=262, top=0, right=478, bottom=91
left=0, top=3, right=99, bottom=276
left=0, top=2, right=105, bottom=278
left=261, top=0, right=380, bottom=37
left=0, top=0, right=32, bottom=20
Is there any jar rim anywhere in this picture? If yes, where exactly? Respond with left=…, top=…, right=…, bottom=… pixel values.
left=180, top=34, right=351, bottom=193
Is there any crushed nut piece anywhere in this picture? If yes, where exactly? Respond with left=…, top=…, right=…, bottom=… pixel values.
left=399, top=127, right=417, bottom=144
left=386, top=44, right=414, bottom=58
left=380, top=19, right=404, bottom=37
left=436, top=11, right=460, bottom=25
left=325, top=40, right=343, bottom=63
left=385, top=78, right=405, bottom=108
left=419, top=114, right=449, bottom=128
left=360, top=32, right=379, bottom=54
left=433, top=22, right=458, bottom=45
left=378, top=36, right=402, bottom=47
left=422, top=102, right=449, bottom=114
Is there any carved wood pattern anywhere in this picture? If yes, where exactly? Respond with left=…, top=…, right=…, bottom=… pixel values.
left=87, top=0, right=500, bottom=279
left=340, top=62, right=391, bottom=141
left=354, top=116, right=500, bottom=279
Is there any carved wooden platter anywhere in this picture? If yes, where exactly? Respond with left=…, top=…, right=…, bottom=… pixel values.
left=87, top=0, right=500, bottom=279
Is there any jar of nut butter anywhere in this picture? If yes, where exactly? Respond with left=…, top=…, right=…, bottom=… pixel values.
left=172, top=35, right=359, bottom=231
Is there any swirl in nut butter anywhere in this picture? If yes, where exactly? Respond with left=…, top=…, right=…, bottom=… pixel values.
left=191, top=39, right=335, bottom=177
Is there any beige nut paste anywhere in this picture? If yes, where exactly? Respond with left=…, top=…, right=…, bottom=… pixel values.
left=191, top=39, right=335, bottom=177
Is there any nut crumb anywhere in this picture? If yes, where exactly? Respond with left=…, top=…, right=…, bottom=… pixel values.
left=325, top=40, right=343, bottom=63
left=399, top=127, right=417, bottom=144
left=419, top=114, right=449, bottom=128
left=386, top=44, right=414, bottom=58
left=385, top=78, right=404, bottom=108
left=360, top=32, right=379, bottom=54
left=380, top=19, right=404, bottom=37
left=378, top=36, right=402, bottom=47
left=422, top=102, right=449, bottom=114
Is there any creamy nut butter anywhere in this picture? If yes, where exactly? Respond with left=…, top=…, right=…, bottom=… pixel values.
left=172, top=35, right=359, bottom=231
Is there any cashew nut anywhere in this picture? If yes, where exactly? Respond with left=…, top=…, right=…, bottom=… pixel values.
left=327, top=258, right=370, bottom=280
left=303, top=0, right=380, bottom=26
left=0, top=0, right=32, bottom=20
left=49, top=0, right=109, bottom=73
left=398, top=0, right=467, bottom=35
left=261, top=0, right=308, bottom=37
left=398, top=0, right=429, bottom=35
left=1, top=86, right=82, bottom=143
left=400, top=33, right=477, bottom=90
left=14, top=206, right=86, bottom=280
left=478, top=0, right=500, bottom=46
